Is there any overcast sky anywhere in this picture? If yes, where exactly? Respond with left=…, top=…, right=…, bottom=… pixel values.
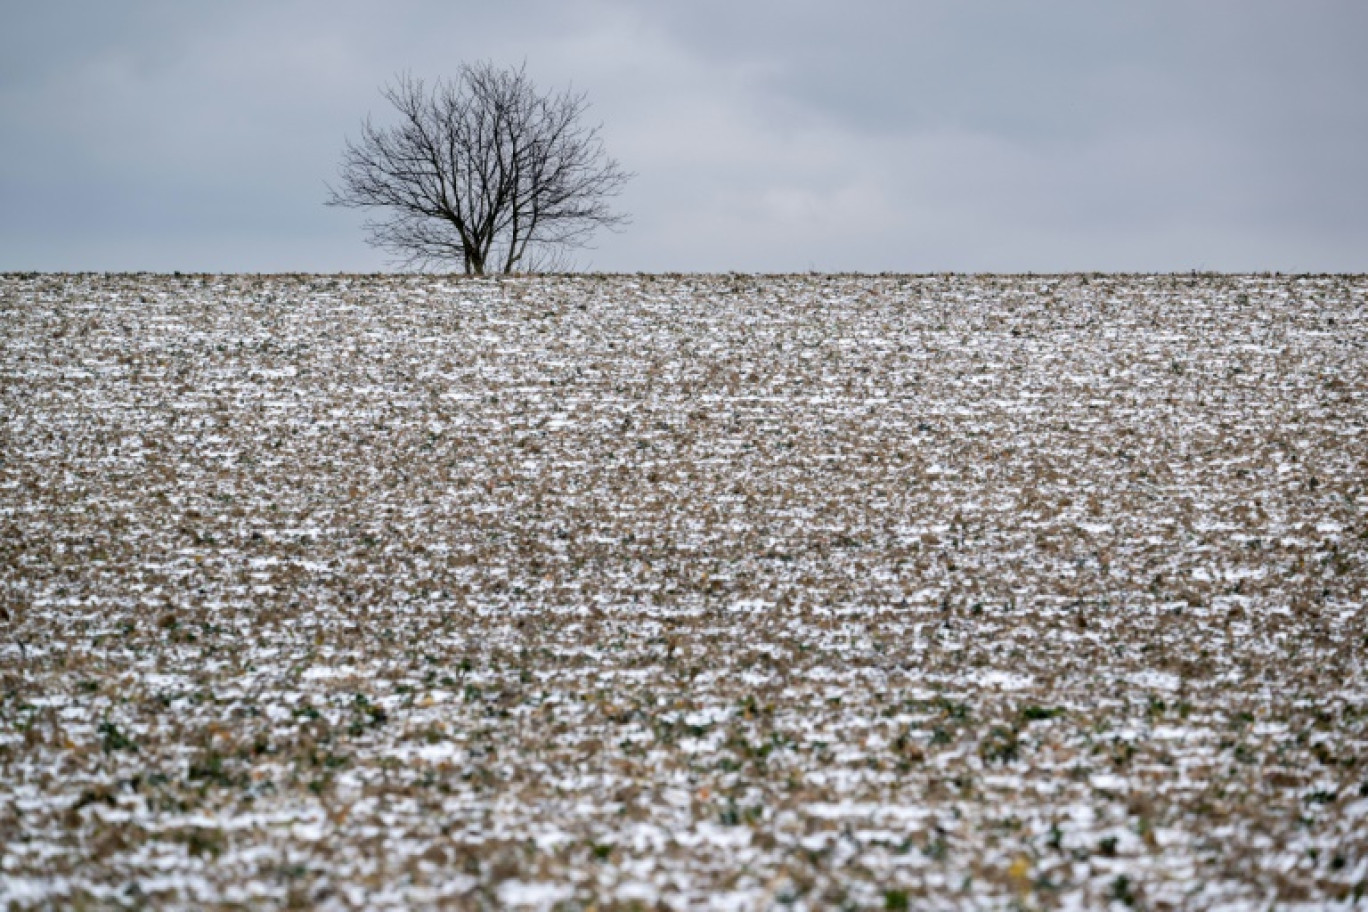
left=3, top=1, right=1366, bottom=273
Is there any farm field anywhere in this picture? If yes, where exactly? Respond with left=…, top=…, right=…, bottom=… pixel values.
left=1, top=272, right=1366, bottom=910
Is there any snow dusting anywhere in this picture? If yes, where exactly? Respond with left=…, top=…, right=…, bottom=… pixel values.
left=1, top=272, right=1365, bottom=909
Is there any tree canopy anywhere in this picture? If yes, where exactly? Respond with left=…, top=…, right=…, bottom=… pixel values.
left=329, top=64, right=630, bottom=274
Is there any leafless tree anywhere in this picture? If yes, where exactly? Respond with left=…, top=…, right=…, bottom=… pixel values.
left=328, top=64, right=631, bottom=274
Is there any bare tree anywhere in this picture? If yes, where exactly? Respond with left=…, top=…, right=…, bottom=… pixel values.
left=328, top=64, right=631, bottom=274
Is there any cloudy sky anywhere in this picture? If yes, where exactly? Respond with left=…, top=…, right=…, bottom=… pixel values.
left=3, top=1, right=1366, bottom=273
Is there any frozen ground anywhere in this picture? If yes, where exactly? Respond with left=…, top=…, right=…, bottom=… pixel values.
left=1, top=272, right=1365, bottom=910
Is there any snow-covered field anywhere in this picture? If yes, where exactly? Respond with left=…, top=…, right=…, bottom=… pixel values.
left=1, top=272, right=1365, bottom=910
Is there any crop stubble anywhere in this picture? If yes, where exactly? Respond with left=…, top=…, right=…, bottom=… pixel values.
left=1, top=273, right=1365, bottom=909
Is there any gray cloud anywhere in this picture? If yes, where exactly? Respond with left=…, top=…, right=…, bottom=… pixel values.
left=2, top=0, right=1365, bottom=272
